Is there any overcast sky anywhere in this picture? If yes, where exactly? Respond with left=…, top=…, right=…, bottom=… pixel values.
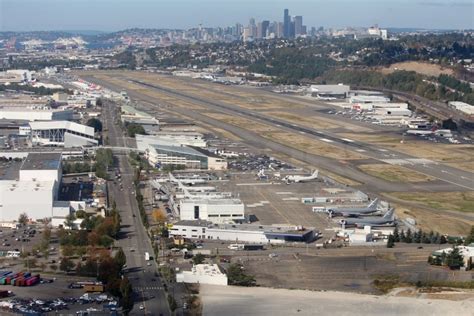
left=1, top=0, right=473, bottom=32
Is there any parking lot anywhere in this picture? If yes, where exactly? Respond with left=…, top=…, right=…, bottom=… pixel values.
left=0, top=226, right=44, bottom=255
left=0, top=275, right=119, bottom=314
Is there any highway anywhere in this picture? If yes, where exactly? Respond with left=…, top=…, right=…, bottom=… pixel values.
left=102, top=100, right=170, bottom=316
left=97, top=74, right=473, bottom=192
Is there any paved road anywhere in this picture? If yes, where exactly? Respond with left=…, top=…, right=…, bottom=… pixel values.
left=103, top=100, right=170, bottom=315
left=86, top=73, right=473, bottom=192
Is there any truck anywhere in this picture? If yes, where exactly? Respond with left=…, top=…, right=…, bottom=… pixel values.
left=243, top=244, right=265, bottom=251
left=228, top=244, right=245, bottom=250
left=145, top=252, right=150, bottom=261
left=84, top=284, right=104, bottom=293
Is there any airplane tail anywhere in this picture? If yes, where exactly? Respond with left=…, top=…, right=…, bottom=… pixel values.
left=383, top=208, right=395, bottom=220
left=312, top=170, right=319, bottom=179
left=368, top=198, right=379, bottom=209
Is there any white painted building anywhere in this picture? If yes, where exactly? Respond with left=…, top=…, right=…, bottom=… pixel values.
left=176, top=264, right=228, bottom=286
left=0, top=107, right=73, bottom=121
left=349, top=95, right=390, bottom=104
left=0, top=153, right=61, bottom=221
left=448, top=101, right=474, bottom=115
left=136, top=133, right=206, bottom=149
left=169, top=220, right=317, bottom=244
left=179, top=199, right=245, bottom=223
left=26, top=121, right=97, bottom=147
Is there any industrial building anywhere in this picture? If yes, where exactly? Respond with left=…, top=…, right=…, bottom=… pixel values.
left=448, top=101, right=474, bottom=116
left=349, top=95, right=391, bottom=104
left=309, top=84, right=350, bottom=99
left=176, top=264, right=228, bottom=286
left=136, top=133, right=206, bottom=149
left=0, top=107, right=73, bottom=121
left=143, top=143, right=227, bottom=170
left=169, top=220, right=317, bottom=244
left=24, top=121, right=98, bottom=147
left=0, top=152, right=85, bottom=225
left=179, top=198, right=245, bottom=223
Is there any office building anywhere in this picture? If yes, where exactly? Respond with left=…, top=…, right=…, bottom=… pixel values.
left=283, top=9, right=291, bottom=38
left=294, top=16, right=303, bottom=36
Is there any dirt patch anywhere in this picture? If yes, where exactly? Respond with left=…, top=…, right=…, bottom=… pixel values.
left=358, top=164, right=437, bottom=183
left=378, top=61, right=455, bottom=77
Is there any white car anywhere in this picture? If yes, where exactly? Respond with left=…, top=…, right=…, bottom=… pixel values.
left=139, top=305, right=144, bottom=310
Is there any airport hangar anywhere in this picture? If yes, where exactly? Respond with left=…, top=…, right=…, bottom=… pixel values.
left=0, top=152, right=84, bottom=225
left=169, top=220, right=317, bottom=244
left=22, top=121, right=98, bottom=147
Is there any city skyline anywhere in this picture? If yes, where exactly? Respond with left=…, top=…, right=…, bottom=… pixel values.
left=1, top=0, right=473, bottom=32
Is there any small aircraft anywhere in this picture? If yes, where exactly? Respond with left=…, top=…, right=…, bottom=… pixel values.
left=284, top=170, right=319, bottom=184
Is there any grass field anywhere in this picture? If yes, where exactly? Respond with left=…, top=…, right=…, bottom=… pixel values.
left=386, top=191, right=474, bottom=213
left=358, top=164, right=437, bottom=183
left=391, top=202, right=472, bottom=236
left=378, top=61, right=454, bottom=77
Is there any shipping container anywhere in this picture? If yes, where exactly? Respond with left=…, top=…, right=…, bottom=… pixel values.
left=26, top=277, right=38, bottom=286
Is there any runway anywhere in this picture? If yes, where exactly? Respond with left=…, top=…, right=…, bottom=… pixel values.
left=81, top=72, right=473, bottom=192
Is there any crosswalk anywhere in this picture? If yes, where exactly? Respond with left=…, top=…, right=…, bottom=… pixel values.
left=134, top=286, right=163, bottom=291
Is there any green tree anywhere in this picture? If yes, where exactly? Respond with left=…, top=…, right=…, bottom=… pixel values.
left=387, top=235, right=395, bottom=248
left=464, top=226, right=474, bottom=246
left=86, top=118, right=103, bottom=132
left=192, top=253, right=205, bottom=265
left=393, top=227, right=400, bottom=242
left=227, top=263, right=255, bottom=286
left=405, top=229, right=413, bottom=243
left=445, top=246, right=464, bottom=269
left=114, top=248, right=127, bottom=270
left=126, top=123, right=146, bottom=137
left=59, top=257, right=75, bottom=272
left=120, top=277, right=134, bottom=312
left=18, top=213, right=29, bottom=225
left=65, top=213, right=76, bottom=230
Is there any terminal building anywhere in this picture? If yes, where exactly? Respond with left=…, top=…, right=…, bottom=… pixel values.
left=22, top=121, right=98, bottom=147
left=169, top=220, right=317, bottom=244
left=179, top=198, right=245, bottom=224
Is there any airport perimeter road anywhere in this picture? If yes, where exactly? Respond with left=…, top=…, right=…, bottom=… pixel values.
left=103, top=101, right=170, bottom=316
left=86, top=75, right=473, bottom=193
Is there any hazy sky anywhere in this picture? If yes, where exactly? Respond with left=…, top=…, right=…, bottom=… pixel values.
left=1, top=0, right=473, bottom=32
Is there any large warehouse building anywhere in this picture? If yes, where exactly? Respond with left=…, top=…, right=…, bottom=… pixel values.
left=179, top=198, right=245, bottom=224
left=25, top=121, right=98, bottom=147
left=0, top=107, right=73, bottom=121
left=169, top=220, right=317, bottom=244
left=0, top=152, right=84, bottom=224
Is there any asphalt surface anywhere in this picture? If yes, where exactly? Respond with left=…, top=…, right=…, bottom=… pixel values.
left=83, top=73, right=473, bottom=193
left=103, top=101, right=170, bottom=316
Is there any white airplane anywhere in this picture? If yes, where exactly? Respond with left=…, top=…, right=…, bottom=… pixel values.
left=327, top=199, right=379, bottom=217
left=284, top=170, right=319, bottom=184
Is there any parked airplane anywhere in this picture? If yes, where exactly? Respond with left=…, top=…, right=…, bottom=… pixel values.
left=339, top=208, right=396, bottom=228
left=284, top=170, right=319, bottom=184
left=327, top=198, right=379, bottom=217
